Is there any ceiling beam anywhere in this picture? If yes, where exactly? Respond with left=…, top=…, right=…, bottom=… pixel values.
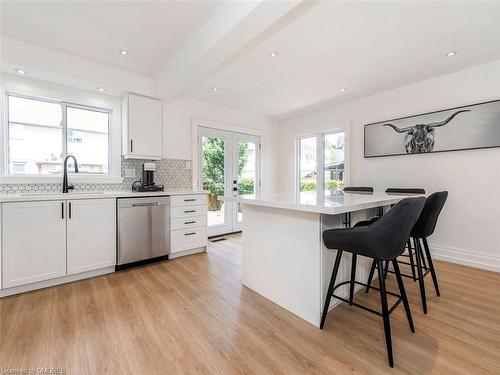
left=156, top=0, right=303, bottom=101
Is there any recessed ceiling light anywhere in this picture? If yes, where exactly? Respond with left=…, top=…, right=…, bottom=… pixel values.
left=97, top=87, right=106, bottom=92
left=119, top=49, right=129, bottom=55
left=340, top=88, right=346, bottom=93
left=269, top=51, right=278, bottom=57
left=211, top=87, right=217, bottom=92
left=14, top=68, right=27, bottom=75
left=446, top=50, right=457, bottom=57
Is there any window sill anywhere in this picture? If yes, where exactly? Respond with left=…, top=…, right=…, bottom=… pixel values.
left=0, top=175, right=124, bottom=185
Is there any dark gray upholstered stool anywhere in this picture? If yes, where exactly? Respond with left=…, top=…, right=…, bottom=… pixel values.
left=321, top=197, right=425, bottom=367
left=341, top=187, right=374, bottom=227
left=357, top=188, right=426, bottom=280
left=366, top=192, right=448, bottom=314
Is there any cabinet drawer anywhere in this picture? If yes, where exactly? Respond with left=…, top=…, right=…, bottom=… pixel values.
left=171, top=215, right=207, bottom=231
left=171, top=195, right=207, bottom=207
left=171, top=204, right=207, bottom=218
left=171, top=226, right=207, bottom=253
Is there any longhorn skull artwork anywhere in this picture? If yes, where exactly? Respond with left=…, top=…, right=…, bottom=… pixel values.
left=384, top=110, right=470, bottom=154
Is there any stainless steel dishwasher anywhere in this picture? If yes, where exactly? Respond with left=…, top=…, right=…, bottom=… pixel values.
left=117, top=196, right=170, bottom=269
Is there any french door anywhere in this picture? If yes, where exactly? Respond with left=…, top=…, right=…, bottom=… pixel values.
left=197, top=127, right=261, bottom=236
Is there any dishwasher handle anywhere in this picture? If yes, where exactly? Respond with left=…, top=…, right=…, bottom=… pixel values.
left=132, top=202, right=161, bottom=207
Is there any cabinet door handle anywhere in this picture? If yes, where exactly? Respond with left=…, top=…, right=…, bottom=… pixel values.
left=184, top=232, right=196, bottom=236
left=184, top=198, right=196, bottom=202
left=61, top=202, right=64, bottom=219
left=184, top=221, right=196, bottom=224
left=69, top=202, right=72, bottom=219
left=184, top=210, right=196, bottom=213
left=130, top=139, right=134, bottom=153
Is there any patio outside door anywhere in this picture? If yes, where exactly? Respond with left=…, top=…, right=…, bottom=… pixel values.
left=197, top=127, right=261, bottom=236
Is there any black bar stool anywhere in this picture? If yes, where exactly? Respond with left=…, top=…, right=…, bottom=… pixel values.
left=357, top=188, right=426, bottom=281
left=342, top=187, right=373, bottom=227
left=366, top=192, right=448, bottom=314
left=321, top=197, right=425, bottom=367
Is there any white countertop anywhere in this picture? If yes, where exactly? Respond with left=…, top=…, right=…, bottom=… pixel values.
left=0, top=190, right=207, bottom=203
left=219, top=192, right=421, bottom=215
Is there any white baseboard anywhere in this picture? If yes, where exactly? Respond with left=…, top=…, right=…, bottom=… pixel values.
left=430, top=244, right=500, bottom=273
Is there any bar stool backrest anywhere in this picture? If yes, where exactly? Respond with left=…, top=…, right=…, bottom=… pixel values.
left=344, top=186, right=374, bottom=193
left=370, top=197, right=425, bottom=260
left=411, top=191, right=448, bottom=238
left=385, top=188, right=426, bottom=194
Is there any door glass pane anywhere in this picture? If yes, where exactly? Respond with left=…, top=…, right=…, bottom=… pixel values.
left=299, top=136, right=317, bottom=194
left=67, top=106, right=109, bottom=174
left=8, top=96, right=63, bottom=175
left=201, top=136, right=226, bottom=227
left=237, top=141, right=257, bottom=224
left=324, top=132, right=345, bottom=196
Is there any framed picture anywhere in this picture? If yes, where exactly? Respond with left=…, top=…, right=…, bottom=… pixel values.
left=364, top=99, right=500, bottom=158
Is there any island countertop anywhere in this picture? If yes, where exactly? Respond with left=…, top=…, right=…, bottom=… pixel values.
left=220, top=192, right=421, bottom=215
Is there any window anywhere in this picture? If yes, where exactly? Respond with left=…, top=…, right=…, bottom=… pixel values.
left=6, top=93, right=111, bottom=176
left=297, top=130, right=346, bottom=197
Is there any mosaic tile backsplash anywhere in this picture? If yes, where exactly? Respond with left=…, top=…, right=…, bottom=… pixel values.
left=0, top=159, right=192, bottom=194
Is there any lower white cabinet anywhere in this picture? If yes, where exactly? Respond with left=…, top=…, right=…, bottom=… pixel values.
left=170, top=195, right=208, bottom=254
left=67, top=199, right=116, bottom=275
left=2, top=200, right=67, bottom=288
left=1, top=198, right=116, bottom=289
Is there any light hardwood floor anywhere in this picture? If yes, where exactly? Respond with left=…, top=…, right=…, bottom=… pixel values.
left=1, top=234, right=499, bottom=374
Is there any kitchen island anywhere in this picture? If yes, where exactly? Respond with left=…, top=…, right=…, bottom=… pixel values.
left=220, top=192, right=416, bottom=327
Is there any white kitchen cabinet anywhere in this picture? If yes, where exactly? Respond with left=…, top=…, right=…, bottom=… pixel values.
left=170, top=194, right=208, bottom=255
left=2, top=201, right=67, bottom=288
left=122, top=93, right=163, bottom=160
left=67, top=198, right=116, bottom=275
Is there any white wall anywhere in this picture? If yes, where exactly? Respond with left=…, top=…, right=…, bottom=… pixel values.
left=163, top=96, right=279, bottom=194
left=278, top=59, right=500, bottom=272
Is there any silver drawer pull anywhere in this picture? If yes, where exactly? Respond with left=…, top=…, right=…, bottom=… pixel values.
left=184, top=221, right=196, bottom=224
left=184, top=232, right=196, bottom=236
left=184, top=210, right=196, bottom=213
left=184, top=198, right=196, bottom=202
left=132, top=202, right=160, bottom=207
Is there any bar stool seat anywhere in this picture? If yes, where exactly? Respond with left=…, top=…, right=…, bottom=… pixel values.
left=321, top=197, right=425, bottom=367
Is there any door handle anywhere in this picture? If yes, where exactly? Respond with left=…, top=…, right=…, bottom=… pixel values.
left=184, top=232, right=196, bottom=236
left=69, top=202, right=72, bottom=219
left=132, top=202, right=160, bottom=207
left=184, top=221, right=196, bottom=224
left=184, top=198, right=196, bottom=202
left=184, top=210, right=196, bottom=213
left=61, top=202, right=64, bottom=219
left=130, top=139, right=134, bottom=153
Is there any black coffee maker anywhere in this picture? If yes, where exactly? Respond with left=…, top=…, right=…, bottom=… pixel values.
left=132, top=163, right=164, bottom=192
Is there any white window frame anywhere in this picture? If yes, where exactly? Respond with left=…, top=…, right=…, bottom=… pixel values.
left=296, top=127, right=350, bottom=197
left=0, top=81, right=122, bottom=184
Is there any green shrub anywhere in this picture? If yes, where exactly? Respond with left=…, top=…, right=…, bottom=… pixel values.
left=238, top=178, right=255, bottom=195
left=300, top=181, right=316, bottom=192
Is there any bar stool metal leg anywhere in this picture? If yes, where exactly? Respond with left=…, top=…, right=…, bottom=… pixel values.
left=320, top=250, right=343, bottom=329
left=392, top=260, right=415, bottom=333
left=349, top=254, right=357, bottom=305
left=422, top=238, right=440, bottom=296
left=407, top=239, right=417, bottom=281
left=413, top=237, right=428, bottom=314
left=365, top=259, right=376, bottom=293
left=377, top=260, right=393, bottom=368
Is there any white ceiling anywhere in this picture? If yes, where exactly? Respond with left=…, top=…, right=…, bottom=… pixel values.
left=0, top=0, right=223, bottom=77
left=188, top=1, right=500, bottom=117
left=2, top=1, right=500, bottom=118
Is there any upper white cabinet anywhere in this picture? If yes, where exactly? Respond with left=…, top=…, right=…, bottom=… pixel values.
left=2, top=201, right=67, bottom=288
left=67, top=198, right=116, bottom=275
left=122, top=93, right=163, bottom=160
